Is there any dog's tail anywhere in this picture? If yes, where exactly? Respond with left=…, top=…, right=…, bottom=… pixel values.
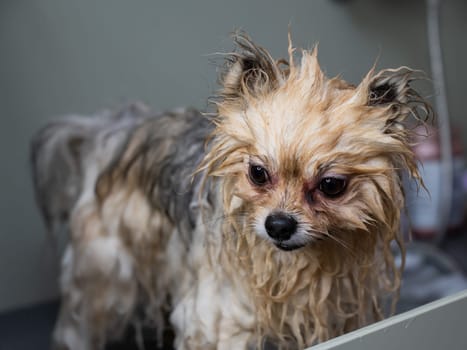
left=30, top=102, right=150, bottom=236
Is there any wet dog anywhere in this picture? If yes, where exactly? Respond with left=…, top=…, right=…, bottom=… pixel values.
left=31, top=33, right=430, bottom=349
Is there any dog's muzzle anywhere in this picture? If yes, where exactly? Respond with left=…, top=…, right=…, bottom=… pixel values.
left=265, top=212, right=304, bottom=250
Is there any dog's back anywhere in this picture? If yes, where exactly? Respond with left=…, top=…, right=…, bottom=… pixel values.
left=31, top=102, right=150, bottom=236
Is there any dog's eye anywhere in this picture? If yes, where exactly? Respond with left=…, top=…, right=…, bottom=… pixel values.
left=319, top=176, right=347, bottom=197
left=249, top=164, right=269, bottom=186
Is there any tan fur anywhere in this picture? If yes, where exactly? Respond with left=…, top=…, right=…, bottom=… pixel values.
left=200, top=34, right=429, bottom=348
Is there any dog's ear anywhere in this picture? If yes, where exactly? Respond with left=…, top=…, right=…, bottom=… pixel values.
left=365, top=68, right=432, bottom=132
left=367, top=68, right=414, bottom=106
left=220, top=33, right=283, bottom=103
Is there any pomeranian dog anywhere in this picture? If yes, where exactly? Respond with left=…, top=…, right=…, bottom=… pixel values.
left=31, top=33, right=430, bottom=349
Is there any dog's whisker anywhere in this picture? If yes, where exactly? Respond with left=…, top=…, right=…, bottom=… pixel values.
left=306, top=227, right=357, bottom=256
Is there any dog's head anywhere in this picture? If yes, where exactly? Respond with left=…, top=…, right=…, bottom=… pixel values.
left=202, top=33, right=429, bottom=256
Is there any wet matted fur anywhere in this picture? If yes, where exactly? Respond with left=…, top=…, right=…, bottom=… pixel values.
left=31, top=33, right=431, bottom=349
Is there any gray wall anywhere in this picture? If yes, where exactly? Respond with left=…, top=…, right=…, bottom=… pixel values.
left=0, top=0, right=466, bottom=312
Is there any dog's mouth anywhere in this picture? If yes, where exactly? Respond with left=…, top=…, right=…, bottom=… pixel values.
left=273, top=241, right=306, bottom=251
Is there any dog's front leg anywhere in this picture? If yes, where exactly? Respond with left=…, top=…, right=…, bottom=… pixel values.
left=170, top=267, right=256, bottom=350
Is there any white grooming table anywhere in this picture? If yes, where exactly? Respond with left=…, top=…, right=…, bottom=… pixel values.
left=309, top=289, right=467, bottom=350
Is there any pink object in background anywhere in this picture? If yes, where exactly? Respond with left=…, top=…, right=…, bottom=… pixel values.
left=407, top=124, right=465, bottom=239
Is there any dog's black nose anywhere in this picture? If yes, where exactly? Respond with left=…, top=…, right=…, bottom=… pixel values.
left=265, top=213, right=297, bottom=241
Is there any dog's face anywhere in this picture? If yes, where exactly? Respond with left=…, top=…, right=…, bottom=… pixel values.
left=204, top=34, right=428, bottom=253
left=231, top=84, right=399, bottom=252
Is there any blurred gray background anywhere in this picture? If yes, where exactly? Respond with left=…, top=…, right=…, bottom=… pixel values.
left=0, top=0, right=466, bottom=314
